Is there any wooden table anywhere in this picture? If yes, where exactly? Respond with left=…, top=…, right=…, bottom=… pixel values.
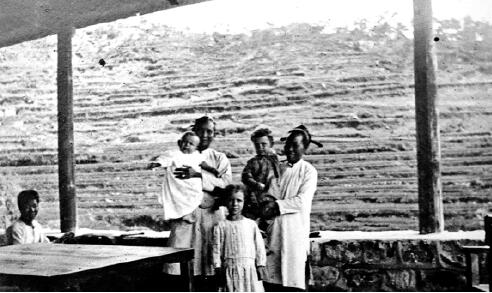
left=0, top=243, right=194, bottom=291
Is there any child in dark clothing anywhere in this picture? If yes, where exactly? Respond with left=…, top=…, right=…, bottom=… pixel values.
left=241, top=128, right=280, bottom=222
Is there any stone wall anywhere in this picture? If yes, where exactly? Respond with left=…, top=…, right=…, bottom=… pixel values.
left=309, top=231, right=487, bottom=291
left=1, top=228, right=488, bottom=291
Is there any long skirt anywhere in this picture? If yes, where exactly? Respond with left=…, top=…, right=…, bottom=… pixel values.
left=163, top=207, right=225, bottom=276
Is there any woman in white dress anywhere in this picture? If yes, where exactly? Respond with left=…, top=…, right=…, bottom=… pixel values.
left=261, top=125, right=322, bottom=291
left=163, top=116, right=232, bottom=291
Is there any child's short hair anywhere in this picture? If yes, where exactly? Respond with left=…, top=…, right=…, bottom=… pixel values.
left=18, top=190, right=40, bottom=209
left=223, top=184, right=245, bottom=199
left=181, top=130, right=199, bottom=141
left=250, top=128, right=274, bottom=146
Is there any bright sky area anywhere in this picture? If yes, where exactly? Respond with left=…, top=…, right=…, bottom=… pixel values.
left=138, top=0, right=492, bottom=34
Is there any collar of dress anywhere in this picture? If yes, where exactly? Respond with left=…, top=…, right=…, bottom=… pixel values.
left=285, top=159, right=303, bottom=168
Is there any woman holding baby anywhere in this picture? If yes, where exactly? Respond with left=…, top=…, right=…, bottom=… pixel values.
left=154, top=116, right=232, bottom=291
left=156, top=116, right=320, bottom=292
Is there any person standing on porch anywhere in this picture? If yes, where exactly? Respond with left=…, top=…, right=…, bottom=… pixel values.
left=212, top=184, right=267, bottom=292
left=164, top=116, right=233, bottom=291
left=7, top=190, right=50, bottom=245
left=261, top=125, right=322, bottom=291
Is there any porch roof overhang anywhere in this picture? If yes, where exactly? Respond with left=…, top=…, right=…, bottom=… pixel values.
left=0, top=0, right=209, bottom=48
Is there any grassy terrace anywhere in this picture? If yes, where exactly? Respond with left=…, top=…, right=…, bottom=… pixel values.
left=0, top=20, right=491, bottom=231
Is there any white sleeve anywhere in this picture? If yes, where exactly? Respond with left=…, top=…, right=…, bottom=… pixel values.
left=9, top=223, right=26, bottom=245
left=254, top=223, right=267, bottom=267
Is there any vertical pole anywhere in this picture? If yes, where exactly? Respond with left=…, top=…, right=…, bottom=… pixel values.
left=180, top=260, right=194, bottom=292
left=485, top=215, right=491, bottom=291
left=413, top=0, right=444, bottom=233
left=57, top=27, right=77, bottom=232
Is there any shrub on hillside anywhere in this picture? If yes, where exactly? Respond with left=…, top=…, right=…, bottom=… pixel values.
left=435, top=17, right=492, bottom=70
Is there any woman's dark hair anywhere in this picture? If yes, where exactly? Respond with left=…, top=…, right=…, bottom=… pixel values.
left=18, top=190, right=40, bottom=209
left=250, top=128, right=274, bottom=146
left=191, top=116, right=216, bottom=133
left=282, top=125, right=323, bottom=149
left=287, top=130, right=310, bottom=149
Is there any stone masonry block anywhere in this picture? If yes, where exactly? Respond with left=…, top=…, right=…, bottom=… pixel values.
left=322, top=240, right=363, bottom=265
left=384, top=269, right=417, bottom=291
left=418, top=269, right=467, bottom=291
left=361, top=240, right=398, bottom=265
left=312, top=265, right=340, bottom=285
left=310, top=241, right=322, bottom=263
left=440, top=239, right=483, bottom=267
left=311, top=266, right=348, bottom=292
left=344, top=268, right=384, bottom=291
left=310, top=237, right=482, bottom=292
left=400, top=240, right=436, bottom=264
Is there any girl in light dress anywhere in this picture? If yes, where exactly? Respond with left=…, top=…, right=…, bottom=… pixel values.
left=212, top=184, right=267, bottom=292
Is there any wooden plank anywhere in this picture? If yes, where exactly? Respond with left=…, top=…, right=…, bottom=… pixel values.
left=57, top=27, right=77, bottom=233
left=0, top=244, right=192, bottom=277
left=462, top=246, right=490, bottom=253
left=471, top=284, right=489, bottom=292
left=413, top=0, right=444, bottom=234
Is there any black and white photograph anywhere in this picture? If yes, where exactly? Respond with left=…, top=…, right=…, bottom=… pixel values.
left=0, top=0, right=491, bottom=291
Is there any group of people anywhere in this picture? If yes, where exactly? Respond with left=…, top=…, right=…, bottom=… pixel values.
left=156, top=116, right=320, bottom=292
left=4, top=115, right=320, bottom=292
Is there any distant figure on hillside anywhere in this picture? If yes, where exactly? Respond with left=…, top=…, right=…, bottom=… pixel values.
left=241, top=128, right=280, bottom=231
left=6, top=190, right=50, bottom=245
left=261, top=125, right=322, bottom=291
left=163, top=116, right=232, bottom=291
left=213, top=184, right=267, bottom=292
left=149, top=131, right=205, bottom=222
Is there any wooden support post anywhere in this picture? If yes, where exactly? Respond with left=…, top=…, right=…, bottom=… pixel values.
left=486, top=215, right=491, bottom=291
left=57, top=27, right=76, bottom=232
left=413, top=0, right=444, bottom=233
left=180, top=260, right=194, bottom=292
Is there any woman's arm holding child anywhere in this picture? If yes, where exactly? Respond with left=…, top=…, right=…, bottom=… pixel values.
left=200, top=161, right=222, bottom=178
left=201, top=152, right=232, bottom=192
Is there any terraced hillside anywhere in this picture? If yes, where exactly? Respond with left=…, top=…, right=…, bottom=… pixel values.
left=0, top=19, right=491, bottom=231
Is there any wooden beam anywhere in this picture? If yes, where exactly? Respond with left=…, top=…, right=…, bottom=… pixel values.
left=57, top=27, right=76, bottom=232
left=413, top=0, right=444, bottom=234
left=0, top=0, right=210, bottom=48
